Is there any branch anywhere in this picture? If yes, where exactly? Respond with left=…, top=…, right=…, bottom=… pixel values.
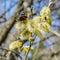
left=0, top=16, right=7, bottom=23
left=0, top=0, right=34, bottom=46
left=50, top=30, right=60, bottom=38
left=25, top=42, right=31, bottom=60
left=51, top=50, right=60, bottom=58
left=0, top=47, right=22, bottom=60
left=0, top=1, right=18, bottom=19
left=0, top=0, right=23, bottom=45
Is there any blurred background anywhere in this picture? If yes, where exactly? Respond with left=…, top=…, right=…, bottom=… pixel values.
left=0, top=0, right=60, bottom=60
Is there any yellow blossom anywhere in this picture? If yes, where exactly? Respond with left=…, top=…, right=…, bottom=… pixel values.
left=21, top=46, right=34, bottom=54
left=45, top=16, right=52, bottom=25
left=29, top=37, right=34, bottom=42
left=41, top=22, right=50, bottom=32
left=20, top=29, right=31, bottom=40
left=40, top=6, right=51, bottom=16
left=9, top=40, right=22, bottom=50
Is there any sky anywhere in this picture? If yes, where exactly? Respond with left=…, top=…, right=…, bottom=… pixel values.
left=0, top=0, right=18, bottom=18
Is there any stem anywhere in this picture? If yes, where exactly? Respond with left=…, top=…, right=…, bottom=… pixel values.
left=0, top=47, right=22, bottom=60
left=25, top=42, right=31, bottom=60
left=50, top=30, right=60, bottom=38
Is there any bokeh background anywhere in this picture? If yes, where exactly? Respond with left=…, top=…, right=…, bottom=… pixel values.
left=0, top=0, right=60, bottom=60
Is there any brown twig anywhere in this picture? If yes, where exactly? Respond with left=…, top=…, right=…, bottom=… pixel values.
left=0, top=0, right=23, bottom=45
left=0, top=47, right=22, bottom=60
left=25, top=42, right=31, bottom=60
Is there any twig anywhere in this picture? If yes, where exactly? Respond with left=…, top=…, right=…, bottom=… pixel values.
left=0, top=47, right=22, bottom=60
left=51, top=49, right=60, bottom=57
left=25, top=42, right=31, bottom=60
left=0, top=0, right=23, bottom=45
left=50, top=30, right=60, bottom=38
left=0, top=16, right=7, bottom=23
left=48, top=0, right=57, bottom=7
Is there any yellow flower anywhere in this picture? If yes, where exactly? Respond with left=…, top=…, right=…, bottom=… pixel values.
left=15, top=20, right=28, bottom=31
left=41, top=22, right=50, bottom=32
left=9, top=40, right=22, bottom=50
left=40, top=6, right=51, bottom=16
left=29, top=37, right=34, bottom=42
left=33, top=15, right=41, bottom=23
left=34, top=28, right=45, bottom=39
left=45, top=16, right=52, bottom=25
left=20, top=29, right=31, bottom=40
left=22, top=47, right=28, bottom=54
left=25, top=46, right=34, bottom=51
left=21, top=46, right=34, bottom=54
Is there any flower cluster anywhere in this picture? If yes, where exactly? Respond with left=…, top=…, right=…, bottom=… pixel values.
left=15, top=6, right=52, bottom=40
left=9, top=40, right=33, bottom=54
left=9, top=6, right=52, bottom=56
